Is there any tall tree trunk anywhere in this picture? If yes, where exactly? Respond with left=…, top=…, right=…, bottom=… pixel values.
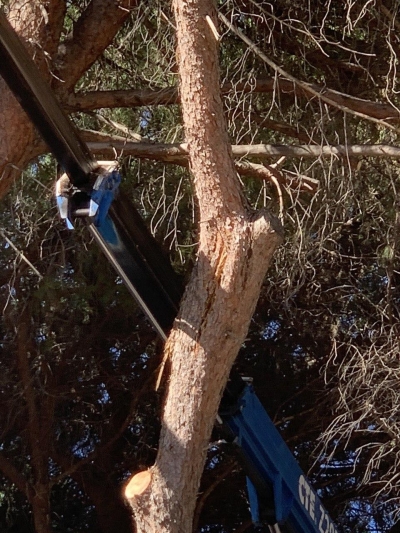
left=125, top=0, right=283, bottom=531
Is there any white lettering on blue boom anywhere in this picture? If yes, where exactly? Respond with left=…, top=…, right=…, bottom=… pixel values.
left=298, top=475, right=338, bottom=533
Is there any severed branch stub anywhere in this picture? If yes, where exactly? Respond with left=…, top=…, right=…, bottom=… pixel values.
left=205, top=15, right=220, bottom=41
left=125, top=470, right=152, bottom=499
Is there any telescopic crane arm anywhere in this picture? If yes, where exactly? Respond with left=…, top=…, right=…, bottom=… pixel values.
left=0, top=11, right=339, bottom=533
left=0, top=11, right=181, bottom=337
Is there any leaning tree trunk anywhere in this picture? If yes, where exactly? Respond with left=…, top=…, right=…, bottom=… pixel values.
left=124, top=0, right=283, bottom=531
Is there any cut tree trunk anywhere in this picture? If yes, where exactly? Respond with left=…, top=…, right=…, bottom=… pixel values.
left=124, top=0, right=283, bottom=531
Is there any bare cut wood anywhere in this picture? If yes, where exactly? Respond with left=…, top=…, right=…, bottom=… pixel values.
left=125, top=470, right=153, bottom=498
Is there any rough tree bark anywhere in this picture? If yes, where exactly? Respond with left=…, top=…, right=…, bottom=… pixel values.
left=0, top=1, right=46, bottom=197
left=124, top=0, right=282, bottom=531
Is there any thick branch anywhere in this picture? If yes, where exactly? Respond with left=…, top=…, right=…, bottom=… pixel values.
left=85, top=139, right=400, bottom=160
left=54, top=0, right=137, bottom=92
left=66, top=79, right=400, bottom=124
left=0, top=3, right=53, bottom=197
left=39, top=0, right=67, bottom=60
left=79, top=133, right=316, bottom=190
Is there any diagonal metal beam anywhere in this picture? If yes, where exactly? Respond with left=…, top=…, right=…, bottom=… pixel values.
left=0, top=9, right=182, bottom=333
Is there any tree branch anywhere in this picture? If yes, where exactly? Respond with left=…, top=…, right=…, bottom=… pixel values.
left=78, top=132, right=316, bottom=191
left=66, top=87, right=177, bottom=110
left=0, top=452, right=31, bottom=500
left=126, top=0, right=283, bottom=529
left=85, top=138, right=400, bottom=161
left=54, top=0, right=137, bottom=92
left=40, top=0, right=67, bottom=60
left=66, top=78, right=400, bottom=125
left=218, top=12, right=400, bottom=133
left=15, top=306, right=50, bottom=488
left=234, top=160, right=318, bottom=192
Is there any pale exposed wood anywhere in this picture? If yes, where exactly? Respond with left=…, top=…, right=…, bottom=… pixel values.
left=85, top=134, right=319, bottom=190
left=125, top=470, right=152, bottom=498
left=205, top=15, right=220, bottom=41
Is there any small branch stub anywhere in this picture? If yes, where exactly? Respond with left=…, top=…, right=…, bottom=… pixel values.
left=205, top=15, right=220, bottom=41
left=125, top=470, right=152, bottom=499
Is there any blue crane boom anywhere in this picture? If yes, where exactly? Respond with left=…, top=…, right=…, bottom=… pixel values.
left=0, top=11, right=339, bottom=533
left=220, top=379, right=339, bottom=533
